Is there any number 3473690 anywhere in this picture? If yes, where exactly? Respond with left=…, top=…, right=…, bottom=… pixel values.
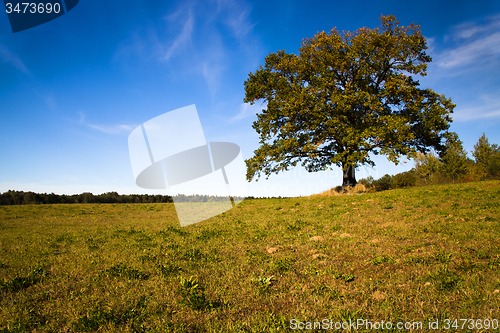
left=5, top=2, right=61, bottom=14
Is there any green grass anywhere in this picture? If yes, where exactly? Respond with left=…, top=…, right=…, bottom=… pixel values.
left=0, top=180, right=499, bottom=332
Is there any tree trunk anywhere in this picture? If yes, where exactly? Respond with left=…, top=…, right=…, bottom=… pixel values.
left=342, top=164, right=357, bottom=188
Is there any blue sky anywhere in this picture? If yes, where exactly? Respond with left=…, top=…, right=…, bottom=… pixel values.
left=1, top=0, right=499, bottom=197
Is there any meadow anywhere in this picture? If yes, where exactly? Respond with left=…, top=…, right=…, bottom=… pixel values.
left=1, top=180, right=499, bottom=332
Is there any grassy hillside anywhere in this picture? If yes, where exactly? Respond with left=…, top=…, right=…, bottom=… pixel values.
left=1, top=180, right=500, bottom=332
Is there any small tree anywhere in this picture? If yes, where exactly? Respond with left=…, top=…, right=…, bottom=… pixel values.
left=372, top=174, right=393, bottom=191
left=414, top=152, right=441, bottom=184
left=472, top=133, right=500, bottom=179
left=439, top=132, right=469, bottom=181
left=244, top=15, right=455, bottom=188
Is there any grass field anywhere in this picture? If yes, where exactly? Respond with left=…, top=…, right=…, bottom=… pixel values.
left=1, top=180, right=500, bottom=332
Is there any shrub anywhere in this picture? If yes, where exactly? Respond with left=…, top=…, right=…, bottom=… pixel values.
left=372, top=174, right=393, bottom=191
left=465, top=161, right=485, bottom=182
left=358, top=176, right=374, bottom=187
left=414, top=152, right=442, bottom=184
left=333, top=185, right=343, bottom=194
left=392, top=170, right=417, bottom=188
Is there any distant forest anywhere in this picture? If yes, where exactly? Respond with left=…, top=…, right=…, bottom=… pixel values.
left=0, top=190, right=250, bottom=206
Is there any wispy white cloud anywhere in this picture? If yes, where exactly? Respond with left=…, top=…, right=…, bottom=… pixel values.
left=113, top=0, right=262, bottom=96
left=447, top=15, right=500, bottom=40
left=449, top=22, right=487, bottom=40
left=202, top=60, right=223, bottom=96
left=77, top=111, right=136, bottom=135
left=225, top=8, right=255, bottom=40
left=454, top=107, right=500, bottom=121
left=424, top=16, right=500, bottom=125
left=452, top=95, right=500, bottom=121
left=437, top=15, right=500, bottom=69
left=87, top=124, right=136, bottom=135
left=163, top=8, right=194, bottom=61
left=230, top=102, right=266, bottom=122
left=77, top=111, right=86, bottom=124
left=197, top=30, right=226, bottom=95
left=438, top=32, right=500, bottom=68
left=165, top=0, right=259, bottom=94
left=0, top=42, right=30, bottom=75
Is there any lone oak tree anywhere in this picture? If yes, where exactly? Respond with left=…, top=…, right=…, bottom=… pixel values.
left=243, top=15, right=455, bottom=187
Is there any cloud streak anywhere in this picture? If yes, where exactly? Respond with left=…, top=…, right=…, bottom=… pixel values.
left=77, top=111, right=136, bottom=135
left=437, top=15, right=500, bottom=69
left=114, top=0, right=261, bottom=96
left=448, top=15, right=500, bottom=40
left=452, top=95, right=500, bottom=121
left=0, top=42, right=30, bottom=75
left=87, top=124, right=136, bottom=135
left=224, top=7, right=256, bottom=41
left=438, top=32, right=500, bottom=68
left=163, top=8, right=194, bottom=61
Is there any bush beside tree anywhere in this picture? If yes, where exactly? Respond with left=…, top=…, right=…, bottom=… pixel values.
left=356, top=133, right=498, bottom=193
left=392, top=170, right=418, bottom=188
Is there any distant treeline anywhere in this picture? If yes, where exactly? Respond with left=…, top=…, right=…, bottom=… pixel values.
left=0, top=191, right=252, bottom=206
left=0, top=191, right=173, bottom=205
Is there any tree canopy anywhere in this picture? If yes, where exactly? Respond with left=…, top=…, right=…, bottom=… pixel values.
left=243, top=15, right=455, bottom=187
